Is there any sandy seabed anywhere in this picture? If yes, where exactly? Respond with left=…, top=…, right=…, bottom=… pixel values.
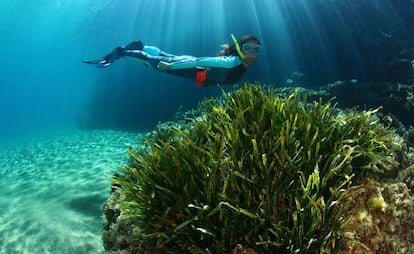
left=0, top=129, right=140, bottom=254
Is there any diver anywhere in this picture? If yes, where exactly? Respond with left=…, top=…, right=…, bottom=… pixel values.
left=83, top=34, right=261, bottom=86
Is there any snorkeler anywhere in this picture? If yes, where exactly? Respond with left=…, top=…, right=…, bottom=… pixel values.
left=83, top=35, right=261, bottom=86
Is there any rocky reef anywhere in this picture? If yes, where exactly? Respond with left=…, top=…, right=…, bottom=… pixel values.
left=102, top=83, right=413, bottom=253
left=339, top=168, right=414, bottom=253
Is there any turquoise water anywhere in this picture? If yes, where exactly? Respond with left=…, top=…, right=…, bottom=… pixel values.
left=2, top=0, right=412, bottom=141
left=1, top=0, right=413, bottom=253
left=0, top=130, right=138, bottom=253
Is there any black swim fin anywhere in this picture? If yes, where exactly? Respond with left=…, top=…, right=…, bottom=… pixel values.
left=83, top=46, right=125, bottom=68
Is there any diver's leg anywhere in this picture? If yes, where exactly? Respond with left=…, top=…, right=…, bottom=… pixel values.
left=123, top=50, right=157, bottom=68
left=123, top=49, right=195, bottom=69
left=83, top=47, right=176, bottom=69
left=159, top=50, right=194, bottom=61
left=159, top=50, right=175, bottom=57
left=142, top=46, right=192, bottom=61
left=83, top=40, right=195, bottom=69
left=123, top=50, right=170, bottom=69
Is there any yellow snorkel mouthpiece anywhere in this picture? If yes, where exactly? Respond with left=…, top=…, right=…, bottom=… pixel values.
left=231, top=34, right=245, bottom=60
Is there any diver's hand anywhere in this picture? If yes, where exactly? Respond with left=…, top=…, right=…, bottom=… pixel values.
left=158, top=61, right=172, bottom=71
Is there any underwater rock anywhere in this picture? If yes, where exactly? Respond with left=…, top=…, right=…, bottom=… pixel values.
left=411, top=59, right=414, bottom=85
left=404, top=127, right=414, bottom=148
left=102, top=191, right=147, bottom=253
left=389, top=47, right=414, bottom=84
left=273, top=80, right=414, bottom=131
left=316, top=80, right=414, bottom=128
left=340, top=171, right=414, bottom=253
left=389, top=58, right=412, bottom=84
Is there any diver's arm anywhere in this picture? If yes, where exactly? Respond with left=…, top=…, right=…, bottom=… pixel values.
left=162, top=56, right=242, bottom=70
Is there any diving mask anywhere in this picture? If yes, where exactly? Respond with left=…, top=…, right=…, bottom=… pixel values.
left=242, top=43, right=261, bottom=56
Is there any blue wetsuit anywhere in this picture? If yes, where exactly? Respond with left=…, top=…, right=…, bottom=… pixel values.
left=124, top=46, right=247, bottom=85
left=84, top=44, right=247, bottom=86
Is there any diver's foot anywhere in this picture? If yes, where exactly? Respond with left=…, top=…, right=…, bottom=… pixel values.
left=83, top=46, right=125, bottom=68
left=125, top=40, right=144, bottom=50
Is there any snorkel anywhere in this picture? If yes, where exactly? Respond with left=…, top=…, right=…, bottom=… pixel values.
left=231, top=34, right=245, bottom=60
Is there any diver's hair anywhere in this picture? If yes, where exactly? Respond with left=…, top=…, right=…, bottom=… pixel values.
left=218, top=35, right=261, bottom=56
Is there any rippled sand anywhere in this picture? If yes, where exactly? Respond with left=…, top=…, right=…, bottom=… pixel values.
left=0, top=130, right=140, bottom=254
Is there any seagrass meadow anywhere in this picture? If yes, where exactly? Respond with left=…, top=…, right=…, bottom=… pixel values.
left=103, top=83, right=408, bottom=253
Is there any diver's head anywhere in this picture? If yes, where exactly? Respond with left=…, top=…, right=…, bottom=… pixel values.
left=220, top=34, right=261, bottom=67
left=238, top=35, right=261, bottom=67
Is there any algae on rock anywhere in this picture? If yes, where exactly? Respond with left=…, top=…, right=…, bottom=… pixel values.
left=109, top=83, right=402, bottom=253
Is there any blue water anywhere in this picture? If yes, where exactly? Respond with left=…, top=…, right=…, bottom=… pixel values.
left=0, top=0, right=413, bottom=253
left=1, top=0, right=412, bottom=141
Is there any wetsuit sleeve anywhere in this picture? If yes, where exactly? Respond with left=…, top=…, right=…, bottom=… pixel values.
left=169, top=56, right=242, bottom=70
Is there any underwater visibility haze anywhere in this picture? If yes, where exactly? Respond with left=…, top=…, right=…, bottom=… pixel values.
left=0, top=0, right=413, bottom=253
